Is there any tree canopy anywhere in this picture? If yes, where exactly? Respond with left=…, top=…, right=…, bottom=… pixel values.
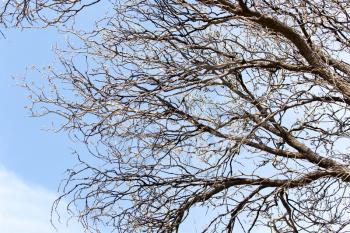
left=2, top=0, right=350, bottom=232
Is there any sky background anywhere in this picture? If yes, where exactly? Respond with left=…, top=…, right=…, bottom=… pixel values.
left=0, top=27, right=86, bottom=232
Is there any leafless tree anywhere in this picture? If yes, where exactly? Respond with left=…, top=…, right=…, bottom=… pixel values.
left=3, top=0, right=350, bottom=232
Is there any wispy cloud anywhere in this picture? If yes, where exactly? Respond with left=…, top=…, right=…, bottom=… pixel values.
left=0, top=167, right=84, bottom=233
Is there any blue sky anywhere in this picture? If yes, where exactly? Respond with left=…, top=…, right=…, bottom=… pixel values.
left=0, top=27, right=85, bottom=232
left=0, top=27, right=70, bottom=188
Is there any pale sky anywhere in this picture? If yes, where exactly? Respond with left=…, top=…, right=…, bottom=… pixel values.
left=0, top=26, right=86, bottom=232
left=0, top=166, right=84, bottom=233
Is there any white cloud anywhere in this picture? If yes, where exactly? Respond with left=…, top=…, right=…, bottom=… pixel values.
left=0, top=167, right=85, bottom=233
